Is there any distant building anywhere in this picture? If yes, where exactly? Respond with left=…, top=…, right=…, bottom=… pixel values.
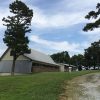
left=59, top=63, right=77, bottom=72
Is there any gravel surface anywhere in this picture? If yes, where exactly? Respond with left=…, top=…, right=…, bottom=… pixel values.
left=60, top=73, right=100, bottom=100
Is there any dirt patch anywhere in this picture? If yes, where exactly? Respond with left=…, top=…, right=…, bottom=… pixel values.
left=60, top=73, right=100, bottom=100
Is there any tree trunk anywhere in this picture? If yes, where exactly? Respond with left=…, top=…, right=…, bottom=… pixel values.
left=11, top=56, right=16, bottom=76
left=93, top=62, right=96, bottom=70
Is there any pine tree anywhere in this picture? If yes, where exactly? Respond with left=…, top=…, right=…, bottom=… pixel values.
left=2, top=0, right=33, bottom=75
left=83, top=3, right=100, bottom=31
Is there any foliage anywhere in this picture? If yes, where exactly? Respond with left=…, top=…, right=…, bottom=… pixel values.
left=70, top=54, right=84, bottom=66
left=2, top=0, right=33, bottom=75
left=84, top=40, right=100, bottom=69
left=83, top=3, right=100, bottom=69
left=0, top=71, right=98, bottom=100
left=51, top=51, right=70, bottom=64
left=83, top=3, right=100, bottom=31
left=51, top=51, right=85, bottom=67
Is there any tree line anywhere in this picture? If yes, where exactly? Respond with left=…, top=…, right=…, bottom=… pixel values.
left=51, top=40, right=100, bottom=69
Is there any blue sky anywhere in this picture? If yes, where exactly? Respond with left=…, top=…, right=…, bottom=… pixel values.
left=0, top=0, right=100, bottom=56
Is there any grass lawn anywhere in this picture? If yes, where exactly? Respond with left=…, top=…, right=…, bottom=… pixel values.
left=0, top=70, right=99, bottom=100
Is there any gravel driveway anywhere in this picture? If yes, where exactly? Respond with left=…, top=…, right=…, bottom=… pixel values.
left=60, top=73, right=100, bottom=100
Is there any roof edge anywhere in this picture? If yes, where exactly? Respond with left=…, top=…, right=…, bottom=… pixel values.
left=0, top=48, right=10, bottom=61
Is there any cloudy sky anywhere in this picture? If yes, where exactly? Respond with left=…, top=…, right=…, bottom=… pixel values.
left=0, top=0, right=100, bottom=56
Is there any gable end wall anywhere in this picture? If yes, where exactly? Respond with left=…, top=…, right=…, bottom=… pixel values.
left=2, top=49, right=30, bottom=61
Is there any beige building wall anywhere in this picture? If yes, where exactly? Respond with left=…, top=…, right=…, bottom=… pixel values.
left=58, top=64, right=65, bottom=72
left=60, top=65, right=65, bottom=72
left=2, top=49, right=29, bottom=61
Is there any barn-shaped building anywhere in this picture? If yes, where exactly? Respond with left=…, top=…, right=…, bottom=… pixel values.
left=0, top=48, right=59, bottom=74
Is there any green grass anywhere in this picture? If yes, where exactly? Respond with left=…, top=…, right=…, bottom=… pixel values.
left=0, top=70, right=99, bottom=100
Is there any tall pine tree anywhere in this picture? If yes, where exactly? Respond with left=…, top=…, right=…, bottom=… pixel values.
left=2, top=0, right=33, bottom=75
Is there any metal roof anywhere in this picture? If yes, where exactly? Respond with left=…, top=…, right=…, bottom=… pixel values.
left=24, top=49, right=57, bottom=65
left=0, top=48, right=58, bottom=66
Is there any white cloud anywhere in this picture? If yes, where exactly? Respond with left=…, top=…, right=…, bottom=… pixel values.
left=66, top=0, right=99, bottom=9
left=81, top=28, right=100, bottom=49
left=29, top=35, right=79, bottom=51
left=31, top=6, right=87, bottom=29
left=1, top=0, right=99, bottom=30
left=30, top=0, right=100, bottom=29
left=1, top=0, right=97, bottom=30
left=88, top=33, right=100, bottom=43
left=81, top=27, right=100, bottom=41
left=29, top=35, right=89, bottom=56
left=0, top=9, right=11, bottom=29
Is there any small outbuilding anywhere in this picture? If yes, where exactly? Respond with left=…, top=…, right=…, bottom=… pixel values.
left=59, top=63, right=77, bottom=72
left=0, top=48, right=59, bottom=74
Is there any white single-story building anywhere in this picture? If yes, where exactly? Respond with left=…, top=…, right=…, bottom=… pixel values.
left=59, top=63, right=77, bottom=72
left=0, top=48, right=60, bottom=74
